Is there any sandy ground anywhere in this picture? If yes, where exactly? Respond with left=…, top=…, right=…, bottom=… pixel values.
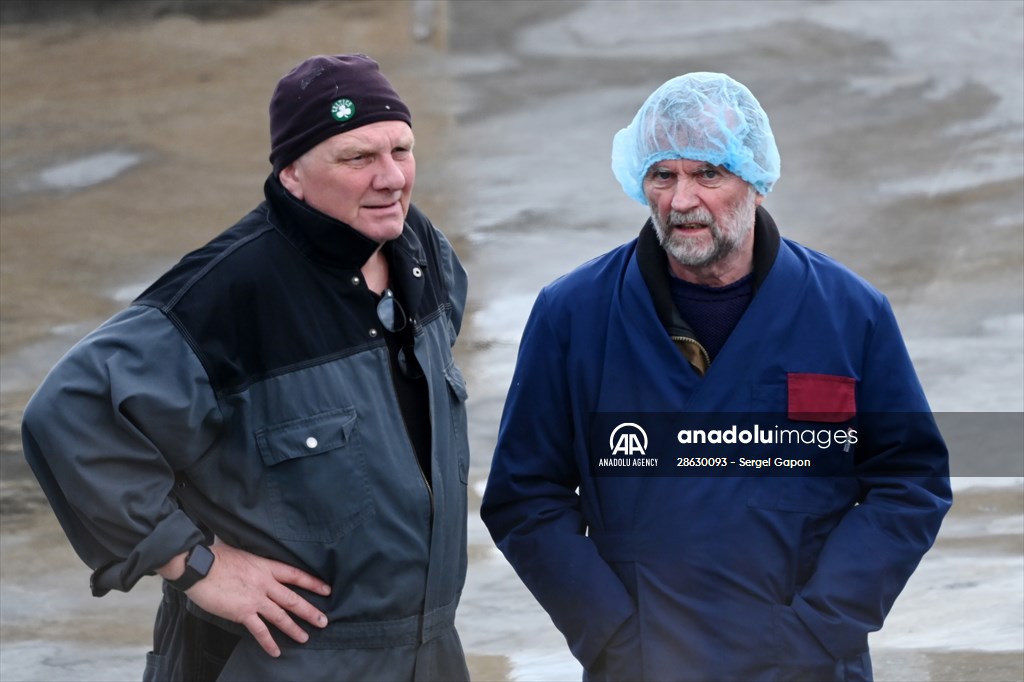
left=2, top=1, right=1022, bottom=681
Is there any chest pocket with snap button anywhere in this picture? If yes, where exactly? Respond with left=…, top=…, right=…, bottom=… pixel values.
left=255, top=406, right=374, bottom=543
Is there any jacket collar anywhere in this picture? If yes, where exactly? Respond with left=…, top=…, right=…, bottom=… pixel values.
left=263, top=173, right=381, bottom=271
left=263, top=174, right=429, bottom=316
left=637, top=204, right=781, bottom=338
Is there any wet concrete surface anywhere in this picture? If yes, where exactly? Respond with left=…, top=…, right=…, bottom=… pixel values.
left=2, top=1, right=1022, bottom=680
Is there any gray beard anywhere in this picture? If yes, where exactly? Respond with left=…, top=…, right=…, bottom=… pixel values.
left=651, top=195, right=756, bottom=269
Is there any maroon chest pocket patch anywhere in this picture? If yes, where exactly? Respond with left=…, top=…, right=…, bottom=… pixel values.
left=787, top=372, right=856, bottom=422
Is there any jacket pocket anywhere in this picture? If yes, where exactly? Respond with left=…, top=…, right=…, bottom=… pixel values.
left=444, top=363, right=470, bottom=484
left=787, top=373, right=856, bottom=422
left=772, top=604, right=841, bottom=681
left=255, top=407, right=375, bottom=543
left=143, top=652, right=170, bottom=682
left=586, top=613, right=643, bottom=682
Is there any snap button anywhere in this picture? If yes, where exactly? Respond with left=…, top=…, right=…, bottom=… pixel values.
left=369, top=328, right=379, bottom=338
left=305, top=436, right=318, bottom=449
left=351, top=276, right=361, bottom=286
left=412, top=267, right=423, bottom=278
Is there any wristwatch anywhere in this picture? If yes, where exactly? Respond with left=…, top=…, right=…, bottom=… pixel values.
left=166, top=543, right=215, bottom=592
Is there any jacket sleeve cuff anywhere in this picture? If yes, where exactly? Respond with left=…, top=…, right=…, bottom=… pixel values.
left=90, top=509, right=205, bottom=596
left=791, top=593, right=869, bottom=660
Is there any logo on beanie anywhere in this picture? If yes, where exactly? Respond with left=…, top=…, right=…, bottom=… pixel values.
left=331, top=98, right=355, bottom=122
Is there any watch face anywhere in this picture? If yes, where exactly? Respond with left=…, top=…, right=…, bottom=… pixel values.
left=188, top=545, right=215, bottom=576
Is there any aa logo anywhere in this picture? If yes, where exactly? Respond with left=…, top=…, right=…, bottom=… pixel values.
left=609, top=423, right=648, bottom=456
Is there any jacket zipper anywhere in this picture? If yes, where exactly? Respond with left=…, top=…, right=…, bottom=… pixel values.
left=385, top=358, right=435, bottom=520
left=379, top=337, right=435, bottom=647
left=671, top=335, right=711, bottom=376
left=417, top=453, right=435, bottom=522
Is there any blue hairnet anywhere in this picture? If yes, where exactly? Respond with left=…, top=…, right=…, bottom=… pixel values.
left=611, top=72, right=780, bottom=204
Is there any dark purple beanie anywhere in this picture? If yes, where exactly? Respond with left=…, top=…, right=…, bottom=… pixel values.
left=268, top=54, right=412, bottom=174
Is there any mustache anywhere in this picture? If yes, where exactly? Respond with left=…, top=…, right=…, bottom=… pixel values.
left=666, top=209, right=715, bottom=227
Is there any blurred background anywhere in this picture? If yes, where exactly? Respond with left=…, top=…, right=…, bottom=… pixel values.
left=1, top=1, right=1021, bottom=680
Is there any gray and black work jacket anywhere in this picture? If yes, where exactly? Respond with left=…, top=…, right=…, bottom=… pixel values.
left=21, top=175, right=471, bottom=680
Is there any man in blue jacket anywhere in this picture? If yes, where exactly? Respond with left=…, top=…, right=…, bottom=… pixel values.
left=480, top=72, right=951, bottom=681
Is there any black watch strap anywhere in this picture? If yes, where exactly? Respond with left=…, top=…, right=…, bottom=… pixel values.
left=167, top=544, right=215, bottom=592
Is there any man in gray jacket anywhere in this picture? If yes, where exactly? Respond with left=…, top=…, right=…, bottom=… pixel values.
left=21, top=54, right=470, bottom=681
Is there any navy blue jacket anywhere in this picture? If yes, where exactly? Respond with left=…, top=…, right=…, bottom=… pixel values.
left=481, top=208, right=951, bottom=681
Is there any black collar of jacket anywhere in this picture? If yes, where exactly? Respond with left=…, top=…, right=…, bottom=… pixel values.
left=636, top=204, right=781, bottom=338
left=263, top=173, right=382, bottom=271
left=263, top=173, right=429, bottom=316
